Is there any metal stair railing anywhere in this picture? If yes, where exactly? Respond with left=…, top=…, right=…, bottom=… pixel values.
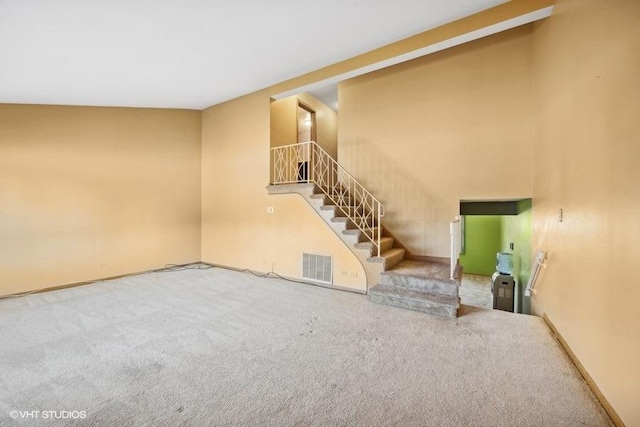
left=271, top=141, right=385, bottom=257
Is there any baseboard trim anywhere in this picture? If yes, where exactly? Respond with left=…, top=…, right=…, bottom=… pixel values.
left=201, top=261, right=367, bottom=295
left=1, top=261, right=367, bottom=300
left=0, top=262, right=205, bottom=299
left=542, top=313, right=625, bottom=427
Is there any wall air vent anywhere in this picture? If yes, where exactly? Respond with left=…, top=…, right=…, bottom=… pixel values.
left=302, top=253, right=333, bottom=284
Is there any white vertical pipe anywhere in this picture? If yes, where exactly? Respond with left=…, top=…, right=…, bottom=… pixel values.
left=450, top=221, right=456, bottom=279
left=309, top=143, right=312, bottom=183
left=378, top=203, right=382, bottom=257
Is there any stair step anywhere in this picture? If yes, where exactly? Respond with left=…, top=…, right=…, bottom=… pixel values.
left=342, top=226, right=379, bottom=236
left=330, top=216, right=356, bottom=230
left=322, top=204, right=372, bottom=217
left=266, top=183, right=316, bottom=196
left=321, top=200, right=374, bottom=218
left=309, top=194, right=330, bottom=206
left=369, top=284, right=459, bottom=318
left=334, top=205, right=367, bottom=214
left=331, top=194, right=354, bottom=202
left=322, top=193, right=353, bottom=204
left=354, top=237, right=394, bottom=256
left=320, top=204, right=339, bottom=213
left=312, top=186, right=326, bottom=195
left=367, top=248, right=405, bottom=270
left=381, top=260, right=461, bottom=296
left=341, top=228, right=368, bottom=243
left=322, top=204, right=354, bottom=218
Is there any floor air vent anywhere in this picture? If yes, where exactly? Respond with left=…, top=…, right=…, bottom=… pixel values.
left=302, top=253, right=333, bottom=284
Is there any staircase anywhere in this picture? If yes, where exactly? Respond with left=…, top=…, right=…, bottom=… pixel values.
left=268, top=141, right=461, bottom=318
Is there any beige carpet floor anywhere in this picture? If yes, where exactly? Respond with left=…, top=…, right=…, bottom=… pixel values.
left=459, top=273, right=493, bottom=309
left=0, top=267, right=611, bottom=426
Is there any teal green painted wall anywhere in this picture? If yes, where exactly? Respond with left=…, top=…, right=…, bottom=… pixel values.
left=459, top=216, right=502, bottom=276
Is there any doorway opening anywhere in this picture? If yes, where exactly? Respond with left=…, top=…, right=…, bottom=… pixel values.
left=269, top=90, right=338, bottom=185
left=296, top=103, right=315, bottom=181
left=458, top=199, right=533, bottom=314
left=297, top=102, right=316, bottom=143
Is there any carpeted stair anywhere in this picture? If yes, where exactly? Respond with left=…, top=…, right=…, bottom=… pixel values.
left=310, top=190, right=407, bottom=268
left=369, top=260, right=462, bottom=318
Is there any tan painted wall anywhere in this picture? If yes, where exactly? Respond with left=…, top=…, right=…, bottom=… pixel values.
left=269, top=94, right=338, bottom=159
left=269, top=97, right=297, bottom=149
left=201, top=91, right=366, bottom=291
left=0, top=104, right=202, bottom=296
left=531, top=0, right=640, bottom=424
left=338, top=26, right=534, bottom=257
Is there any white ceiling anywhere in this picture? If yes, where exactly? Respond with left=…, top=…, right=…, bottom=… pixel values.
left=0, top=0, right=508, bottom=110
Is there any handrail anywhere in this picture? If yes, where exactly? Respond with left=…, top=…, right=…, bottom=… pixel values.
left=271, top=141, right=385, bottom=256
left=524, top=250, right=547, bottom=296
left=449, top=216, right=461, bottom=279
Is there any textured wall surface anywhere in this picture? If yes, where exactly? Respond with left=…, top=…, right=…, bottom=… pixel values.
left=531, top=0, right=640, bottom=424
left=202, top=91, right=366, bottom=291
left=0, top=104, right=202, bottom=295
left=338, top=26, right=534, bottom=257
